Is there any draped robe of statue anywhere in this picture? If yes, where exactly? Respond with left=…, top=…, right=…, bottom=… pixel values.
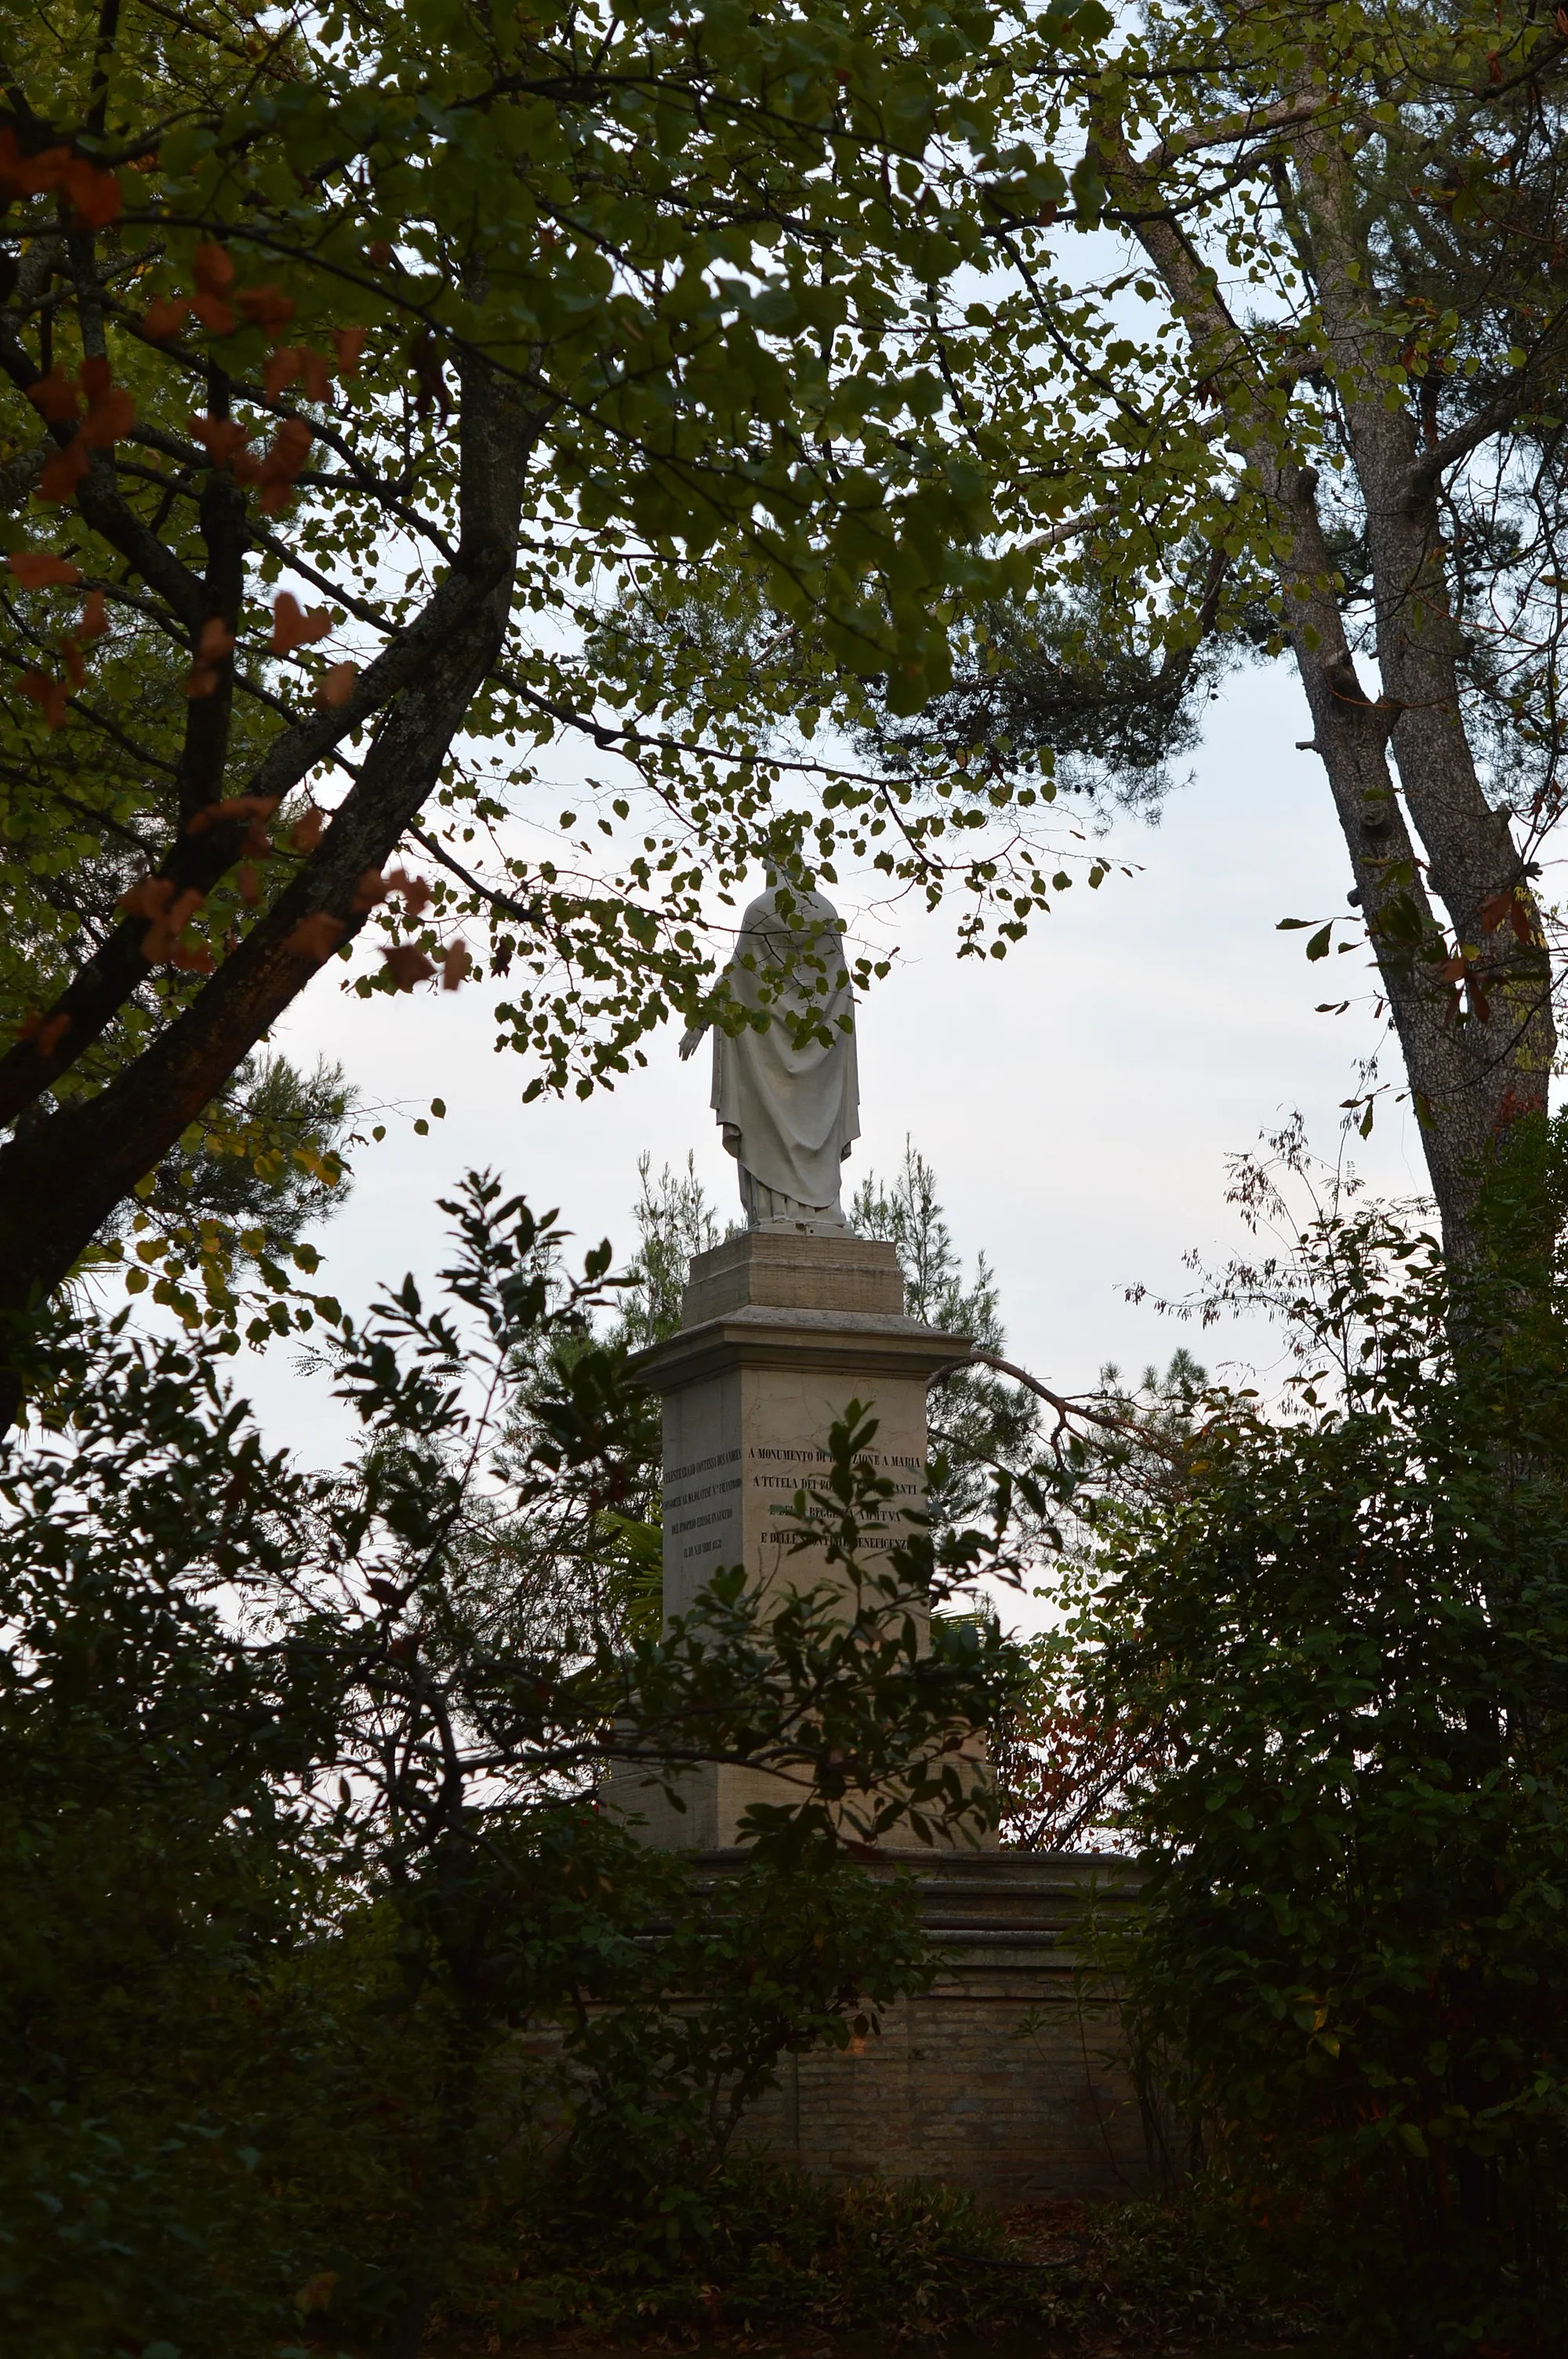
left=699, top=886, right=860, bottom=1230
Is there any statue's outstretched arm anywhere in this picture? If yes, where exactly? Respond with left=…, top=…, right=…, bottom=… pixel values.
left=677, top=1023, right=708, bottom=1062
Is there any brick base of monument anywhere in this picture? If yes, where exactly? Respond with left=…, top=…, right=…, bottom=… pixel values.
left=724, top=1848, right=1151, bottom=2201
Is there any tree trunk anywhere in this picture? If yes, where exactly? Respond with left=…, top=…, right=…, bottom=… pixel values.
left=1096, top=114, right=1555, bottom=1261
left=1287, top=113, right=1555, bottom=1246
left=0, top=368, right=539, bottom=1423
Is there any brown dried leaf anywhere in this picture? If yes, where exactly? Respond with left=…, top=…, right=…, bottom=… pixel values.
left=186, top=794, right=281, bottom=838
left=26, top=371, right=80, bottom=423
left=189, top=415, right=253, bottom=467
left=38, top=440, right=90, bottom=503
left=270, top=591, right=332, bottom=654
left=283, top=911, right=347, bottom=961
left=8, top=551, right=81, bottom=587
left=143, top=295, right=190, bottom=341
left=118, top=876, right=175, bottom=921
left=18, top=669, right=68, bottom=729
left=194, top=242, right=235, bottom=294
left=380, top=943, right=435, bottom=991
left=196, top=617, right=235, bottom=663
left=384, top=867, right=432, bottom=918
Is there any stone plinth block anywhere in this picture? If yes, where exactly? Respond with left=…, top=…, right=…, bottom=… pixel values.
left=620, top=1230, right=973, bottom=1849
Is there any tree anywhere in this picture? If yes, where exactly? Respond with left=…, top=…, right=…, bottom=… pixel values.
left=614, top=1149, right=729, bottom=1354
left=991, top=1347, right=1208, bottom=1852
left=96, top=1047, right=361, bottom=1339
left=481, top=1153, right=728, bottom=1655
left=1044, top=1114, right=1568, bottom=2346
left=917, top=0, right=1568, bottom=1259
left=851, top=1136, right=1043, bottom=1528
left=1, top=1170, right=1022, bottom=2355
left=0, top=0, right=1109, bottom=1401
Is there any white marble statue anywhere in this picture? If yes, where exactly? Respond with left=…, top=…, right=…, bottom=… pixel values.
left=680, top=884, right=860, bottom=1230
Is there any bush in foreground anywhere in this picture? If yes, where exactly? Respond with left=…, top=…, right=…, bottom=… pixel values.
left=429, top=2163, right=1324, bottom=2351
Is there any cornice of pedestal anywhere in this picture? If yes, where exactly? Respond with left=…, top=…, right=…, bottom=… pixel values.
left=630, top=1303, right=973, bottom=1394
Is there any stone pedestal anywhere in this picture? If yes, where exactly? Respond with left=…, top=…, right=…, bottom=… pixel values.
left=623, top=1229, right=972, bottom=1849
left=601, top=1231, right=1154, bottom=2200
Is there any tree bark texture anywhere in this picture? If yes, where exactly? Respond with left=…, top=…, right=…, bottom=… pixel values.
left=1098, top=114, right=1556, bottom=1259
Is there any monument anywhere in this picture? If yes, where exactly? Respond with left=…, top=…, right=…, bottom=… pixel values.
left=628, top=881, right=973, bottom=1846
left=618, top=884, right=1148, bottom=2197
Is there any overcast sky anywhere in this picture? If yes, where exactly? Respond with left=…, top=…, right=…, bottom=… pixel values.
left=234, top=646, right=1432, bottom=1485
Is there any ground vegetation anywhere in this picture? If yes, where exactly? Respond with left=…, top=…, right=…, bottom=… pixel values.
left=1033, top=1111, right=1568, bottom=2349
left=0, top=1169, right=1023, bottom=2358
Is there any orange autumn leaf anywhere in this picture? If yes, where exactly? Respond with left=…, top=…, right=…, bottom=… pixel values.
left=82, top=386, right=135, bottom=448
left=18, top=670, right=69, bottom=729
left=191, top=292, right=236, bottom=336
left=27, top=371, right=80, bottom=423
left=184, top=666, right=219, bottom=700
left=441, top=940, right=472, bottom=991
left=38, top=441, right=90, bottom=503
left=16, top=1008, right=72, bottom=1056
left=142, top=886, right=206, bottom=963
left=0, top=131, right=71, bottom=198
left=238, top=284, right=297, bottom=331
left=62, top=158, right=122, bottom=227
left=194, top=243, right=235, bottom=294
left=284, top=911, right=347, bottom=961
left=169, top=940, right=216, bottom=972
left=289, top=806, right=327, bottom=853
left=380, top=943, right=435, bottom=991
left=314, top=661, right=358, bottom=708
left=265, top=347, right=303, bottom=398
left=332, top=325, right=368, bottom=375
left=256, top=420, right=315, bottom=511
left=351, top=867, right=387, bottom=912
left=270, top=591, right=332, bottom=653
left=78, top=589, right=110, bottom=640
left=263, top=420, right=314, bottom=475
left=299, top=349, right=335, bottom=403
left=118, top=876, right=176, bottom=921
left=237, top=862, right=260, bottom=906
left=186, top=793, right=279, bottom=838
left=189, top=415, right=253, bottom=467
left=143, top=295, right=191, bottom=340
left=196, top=617, right=236, bottom=663
left=8, top=551, right=81, bottom=588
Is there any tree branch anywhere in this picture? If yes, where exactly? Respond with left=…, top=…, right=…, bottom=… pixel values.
left=930, top=1350, right=1181, bottom=1460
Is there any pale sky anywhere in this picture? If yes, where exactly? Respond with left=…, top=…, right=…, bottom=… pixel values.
left=235, top=648, right=1431, bottom=1478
